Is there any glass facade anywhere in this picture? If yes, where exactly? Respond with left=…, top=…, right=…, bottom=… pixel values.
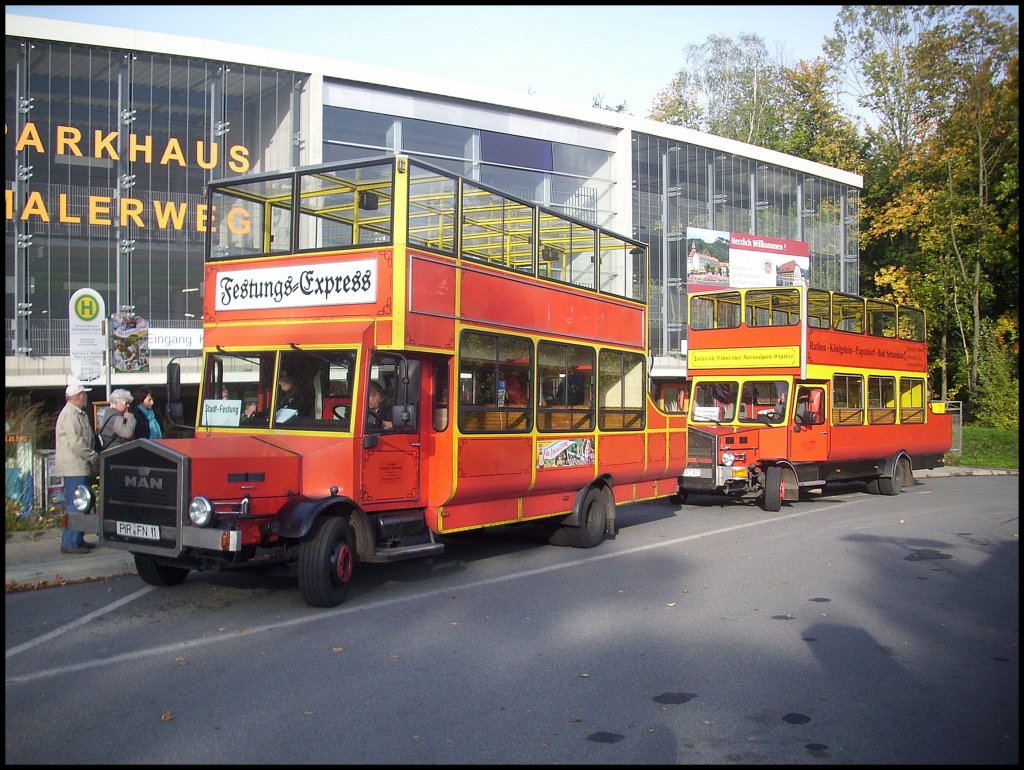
left=6, top=36, right=305, bottom=357
left=5, top=23, right=860, bottom=376
left=633, top=133, right=860, bottom=361
left=322, top=103, right=614, bottom=227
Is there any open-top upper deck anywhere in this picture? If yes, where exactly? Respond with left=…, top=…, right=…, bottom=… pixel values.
left=201, top=154, right=650, bottom=353
left=687, top=286, right=929, bottom=377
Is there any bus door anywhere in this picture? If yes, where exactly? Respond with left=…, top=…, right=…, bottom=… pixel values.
left=359, top=355, right=423, bottom=504
left=789, top=384, right=828, bottom=462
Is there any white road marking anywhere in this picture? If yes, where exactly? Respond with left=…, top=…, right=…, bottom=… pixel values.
left=6, top=503, right=837, bottom=683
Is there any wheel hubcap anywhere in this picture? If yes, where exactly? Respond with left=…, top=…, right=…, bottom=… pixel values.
left=334, top=542, right=353, bottom=583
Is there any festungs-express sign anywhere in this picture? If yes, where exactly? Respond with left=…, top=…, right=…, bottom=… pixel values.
left=215, top=260, right=378, bottom=312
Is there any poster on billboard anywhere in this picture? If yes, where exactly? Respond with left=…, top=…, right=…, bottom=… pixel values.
left=110, top=313, right=150, bottom=373
left=686, top=228, right=810, bottom=291
left=685, top=227, right=732, bottom=289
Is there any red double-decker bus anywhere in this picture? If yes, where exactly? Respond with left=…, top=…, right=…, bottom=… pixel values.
left=69, top=155, right=688, bottom=606
left=679, top=286, right=953, bottom=510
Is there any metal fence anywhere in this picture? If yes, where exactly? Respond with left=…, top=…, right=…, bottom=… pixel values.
left=946, top=401, right=963, bottom=454
left=7, top=319, right=203, bottom=357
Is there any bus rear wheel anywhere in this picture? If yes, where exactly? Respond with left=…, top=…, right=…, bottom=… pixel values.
left=134, top=553, right=190, bottom=587
left=298, top=516, right=356, bottom=608
left=879, top=456, right=912, bottom=496
left=762, top=466, right=784, bottom=512
left=549, top=487, right=608, bottom=549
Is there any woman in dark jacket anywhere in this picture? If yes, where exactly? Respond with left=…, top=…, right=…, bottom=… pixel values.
left=131, top=387, right=164, bottom=440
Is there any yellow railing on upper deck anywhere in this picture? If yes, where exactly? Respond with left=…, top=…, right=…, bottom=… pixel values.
left=689, top=286, right=927, bottom=342
left=206, top=155, right=648, bottom=304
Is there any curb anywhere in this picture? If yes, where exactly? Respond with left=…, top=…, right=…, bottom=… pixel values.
left=5, top=528, right=137, bottom=588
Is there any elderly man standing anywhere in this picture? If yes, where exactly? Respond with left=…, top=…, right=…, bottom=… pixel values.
left=55, top=383, right=100, bottom=555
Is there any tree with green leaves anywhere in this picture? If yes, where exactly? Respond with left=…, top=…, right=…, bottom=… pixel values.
left=647, top=8, right=1018, bottom=423
left=591, top=94, right=629, bottom=114
left=829, top=5, right=1018, bottom=412
left=648, top=33, right=788, bottom=146
left=824, top=6, right=947, bottom=159
left=776, top=59, right=866, bottom=174
left=972, top=318, right=1020, bottom=429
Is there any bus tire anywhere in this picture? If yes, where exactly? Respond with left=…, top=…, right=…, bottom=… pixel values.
left=669, top=487, right=689, bottom=505
left=550, top=487, right=607, bottom=549
left=298, top=516, right=355, bottom=608
left=865, top=478, right=881, bottom=494
left=879, top=456, right=912, bottom=496
left=134, top=553, right=189, bottom=587
left=762, top=466, right=784, bottom=512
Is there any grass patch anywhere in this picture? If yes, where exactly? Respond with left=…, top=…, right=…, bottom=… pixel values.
left=947, top=425, right=1019, bottom=469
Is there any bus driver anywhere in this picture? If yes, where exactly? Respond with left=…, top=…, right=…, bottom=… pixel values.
left=366, top=381, right=393, bottom=430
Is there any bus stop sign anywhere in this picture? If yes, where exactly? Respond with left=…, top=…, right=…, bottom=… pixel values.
left=68, top=287, right=106, bottom=383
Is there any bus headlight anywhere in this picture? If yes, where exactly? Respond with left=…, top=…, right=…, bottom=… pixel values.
left=188, top=496, right=215, bottom=527
left=71, top=484, right=94, bottom=513
left=722, top=451, right=736, bottom=467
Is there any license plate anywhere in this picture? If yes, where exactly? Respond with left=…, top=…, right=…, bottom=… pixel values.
left=116, top=521, right=160, bottom=540
left=682, top=468, right=702, bottom=477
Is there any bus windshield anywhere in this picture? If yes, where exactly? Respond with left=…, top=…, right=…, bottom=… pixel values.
left=692, top=379, right=789, bottom=425
left=199, top=348, right=357, bottom=431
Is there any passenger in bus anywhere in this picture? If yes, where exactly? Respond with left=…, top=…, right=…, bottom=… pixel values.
left=277, top=370, right=314, bottom=419
left=502, top=372, right=529, bottom=406
left=366, top=381, right=393, bottom=430
left=241, top=397, right=260, bottom=423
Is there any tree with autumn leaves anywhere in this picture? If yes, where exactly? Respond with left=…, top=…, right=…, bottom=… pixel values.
left=646, top=5, right=1017, bottom=424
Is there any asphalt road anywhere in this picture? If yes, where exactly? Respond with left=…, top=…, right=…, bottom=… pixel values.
left=5, top=475, right=1019, bottom=764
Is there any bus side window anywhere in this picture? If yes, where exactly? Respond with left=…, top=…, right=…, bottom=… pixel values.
left=433, top=359, right=450, bottom=432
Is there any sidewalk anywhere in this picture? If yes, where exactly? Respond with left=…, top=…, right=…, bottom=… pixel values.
left=5, top=527, right=137, bottom=588
left=5, top=466, right=1016, bottom=590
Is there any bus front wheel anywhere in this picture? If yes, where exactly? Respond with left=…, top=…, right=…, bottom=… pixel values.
left=134, top=553, right=189, bottom=587
left=762, top=466, right=784, bottom=512
left=298, top=516, right=356, bottom=608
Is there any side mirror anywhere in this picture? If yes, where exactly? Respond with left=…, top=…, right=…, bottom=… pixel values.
left=390, top=403, right=417, bottom=430
left=167, top=361, right=181, bottom=402
left=167, top=401, right=185, bottom=425
left=395, top=359, right=421, bottom=405
left=166, top=361, right=185, bottom=428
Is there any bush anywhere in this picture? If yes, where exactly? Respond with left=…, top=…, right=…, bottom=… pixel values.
left=970, top=319, right=1019, bottom=429
left=5, top=496, right=62, bottom=533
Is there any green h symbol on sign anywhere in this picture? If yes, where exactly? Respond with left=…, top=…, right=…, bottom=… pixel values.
left=75, top=294, right=100, bottom=322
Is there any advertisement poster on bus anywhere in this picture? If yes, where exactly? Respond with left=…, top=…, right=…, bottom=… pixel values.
left=686, top=228, right=809, bottom=291
left=110, top=312, right=150, bottom=373
left=537, top=438, right=595, bottom=469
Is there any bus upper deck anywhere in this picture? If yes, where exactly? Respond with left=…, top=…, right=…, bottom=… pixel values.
left=206, top=154, right=646, bottom=303
left=687, top=286, right=928, bottom=379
